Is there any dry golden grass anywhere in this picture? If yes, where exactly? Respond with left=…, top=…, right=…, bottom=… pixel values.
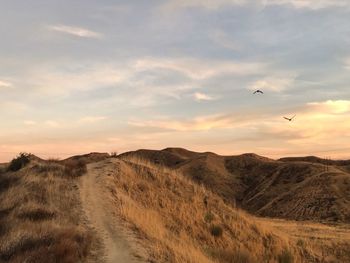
left=261, top=218, right=350, bottom=262
left=99, top=156, right=307, bottom=263
left=1, top=153, right=349, bottom=263
left=122, top=148, right=350, bottom=224
left=100, top=156, right=350, bottom=263
left=0, top=159, right=95, bottom=263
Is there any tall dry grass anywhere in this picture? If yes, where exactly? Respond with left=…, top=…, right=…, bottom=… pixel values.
left=109, top=156, right=304, bottom=263
left=0, top=158, right=94, bottom=263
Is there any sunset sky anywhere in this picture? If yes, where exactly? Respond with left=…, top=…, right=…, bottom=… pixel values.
left=1, top=0, right=350, bottom=162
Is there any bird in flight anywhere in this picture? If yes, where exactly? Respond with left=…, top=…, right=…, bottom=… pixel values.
left=283, top=115, right=296, bottom=122
left=253, top=90, right=264, bottom=94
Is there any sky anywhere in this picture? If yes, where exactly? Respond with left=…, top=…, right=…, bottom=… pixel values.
left=1, top=0, right=350, bottom=161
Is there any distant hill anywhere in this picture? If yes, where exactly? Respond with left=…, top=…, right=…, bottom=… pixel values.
left=62, top=152, right=110, bottom=164
left=279, top=156, right=350, bottom=166
left=120, top=148, right=350, bottom=223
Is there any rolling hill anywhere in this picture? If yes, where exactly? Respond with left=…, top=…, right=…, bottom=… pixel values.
left=120, top=148, right=350, bottom=223
left=0, top=151, right=349, bottom=262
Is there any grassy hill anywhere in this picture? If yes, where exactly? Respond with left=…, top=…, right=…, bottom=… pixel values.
left=110, top=155, right=350, bottom=262
left=0, top=154, right=101, bottom=263
left=0, top=151, right=349, bottom=262
left=120, top=148, right=350, bottom=223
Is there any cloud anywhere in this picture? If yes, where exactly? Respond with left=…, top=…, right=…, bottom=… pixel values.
left=264, top=0, right=349, bottom=10
left=193, top=92, right=215, bottom=101
left=162, top=0, right=245, bottom=11
left=134, top=57, right=265, bottom=80
left=127, top=99, right=350, bottom=157
left=45, top=120, right=60, bottom=127
left=257, top=100, right=350, bottom=153
left=0, top=102, right=28, bottom=113
left=23, top=57, right=265, bottom=99
left=129, top=114, right=243, bottom=131
left=209, top=30, right=241, bottom=51
left=307, top=100, right=350, bottom=114
left=48, top=25, right=102, bottom=39
left=26, top=63, right=129, bottom=95
left=248, top=76, right=295, bottom=92
left=3, top=56, right=264, bottom=117
left=79, top=116, right=108, bottom=123
left=162, top=0, right=349, bottom=10
left=0, top=80, right=12, bottom=88
left=24, top=120, right=37, bottom=126
left=343, top=57, right=350, bottom=70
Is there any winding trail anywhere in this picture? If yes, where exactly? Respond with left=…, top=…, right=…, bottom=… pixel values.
left=79, top=161, right=142, bottom=263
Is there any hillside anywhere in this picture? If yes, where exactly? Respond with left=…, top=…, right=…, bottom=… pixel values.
left=0, top=151, right=349, bottom=262
left=0, top=155, right=98, bottom=262
left=97, top=155, right=350, bottom=263
left=120, top=148, right=350, bottom=223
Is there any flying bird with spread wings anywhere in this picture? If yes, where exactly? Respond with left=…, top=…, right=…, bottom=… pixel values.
left=253, top=90, right=264, bottom=94
left=283, top=115, right=296, bottom=122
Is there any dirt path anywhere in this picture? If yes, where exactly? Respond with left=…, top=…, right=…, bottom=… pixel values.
left=79, top=161, right=142, bottom=263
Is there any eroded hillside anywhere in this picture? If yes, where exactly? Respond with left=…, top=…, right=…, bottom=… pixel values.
left=121, top=148, right=350, bottom=223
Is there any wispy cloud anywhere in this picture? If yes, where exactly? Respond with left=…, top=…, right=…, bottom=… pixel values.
left=343, top=57, right=350, bottom=70
left=162, top=0, right=349, bottom=10
left=134, top=57, right=265, bottom=80
left=0, top=102, right=27, bottom=113
left=307, top=100, right=350, bottom=114
left=48, top=24, right=102, bottom=39
left=24, top=120, right=37, bottom=126
left=193, top=92, right=215, bottom=101
left=248, top=75, right=295, bottom=92
left=161, top=0, right=244, bottom=11
left=79, top=116, right=108, bottom=123
left=0, top=80, right=12, bottom=88
left=129, top=114, right=241, bottom=131
left=264, top=0, right=349, bottom=10
left=45, top=120, right=60, bottom=127
left=209, top=30, right=241, bottom=51
left=25, top=63, right=129, bottom=95
left=22, top=57, right=265, bottom=98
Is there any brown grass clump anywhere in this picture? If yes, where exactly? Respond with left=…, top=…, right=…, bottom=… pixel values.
left=277, top=249, right=294, bottom=263
left=0, top=159, right=93, bottom=262
left=63, top=159, right=87, bottom=177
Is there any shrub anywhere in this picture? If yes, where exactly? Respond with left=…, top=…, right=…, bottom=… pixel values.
left=110, top=151, right=118, bottom=158
left=210, top=225, right=223, bottom=238
left=204, top=212, right=215, bottom=223
left=278, top=249, right=294, bottom=263
left=296, top=239, right=305, bottom=247
left=7, top=153, right=31, bottom=172
left=64, top=160, right=87, bottom=177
